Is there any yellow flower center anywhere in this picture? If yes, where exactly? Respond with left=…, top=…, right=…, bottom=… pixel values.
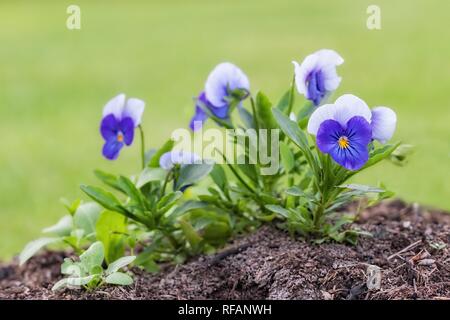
left=338, top=136, right=350, bottom=149
left=117, top=132, right=124, bottom=143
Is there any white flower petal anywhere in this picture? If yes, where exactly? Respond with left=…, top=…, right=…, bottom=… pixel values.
left=205, top=62, right=249, bottom=108
left=103, top=94, right=126, bottom=119
left=371, top=106, right=397, bottom=143
left=333, top=94, right=372, bottom=127
left=122, top=98, right=145, bottom=127
left=292, top=54, right=319, bottom=96
left=307, top=103, right=337, bottom=135
left=321, top=65, right=342, bottom=91
left=159, top=151, right=201, bottom=170
left=316, top=49, right=344, bottom=66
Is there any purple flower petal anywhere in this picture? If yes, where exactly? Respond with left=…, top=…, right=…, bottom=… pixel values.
left=346, top=116, right=372, bottom=146
left=316, top=119, right=343, bottom=153
left=306, top=69, right=326, bottom=106
left=119, top=117, right=135, bottom=146
left=316, top=116, right=371, bottom=171
left=189, top=106, right=208, bottom=131
left=102, top=94, right=126, bottom=120
left=100, top=114, right=119, bottom=141
left=102, top=139, right=124, bottom=160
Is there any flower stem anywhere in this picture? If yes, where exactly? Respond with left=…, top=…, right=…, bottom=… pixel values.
left=138, top=125, right=145, bottom=169
left=286, top=73, right=296, bottom=115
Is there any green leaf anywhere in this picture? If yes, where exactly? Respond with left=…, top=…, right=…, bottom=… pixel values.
left=164, top=200, right=208, bottom=223
left=280, top=141, right=294, bottom=172
left=118, top=176, right=144, bottom=207
left=52, top=275, right=97, bottom=291
left=210, top=164, right=228, bottom=191
left=285, top=186, right=305, bottom=197
left=105, top=272, right=133, bottom=286
left=79, top=241, right=104, bottom=271
left=297, top=101, right=315, bottom=129
left=19, top=237, right=60, bottom=265
left=149, top=139, right=175, bottom=167
left=272, top=108, right=310, bottom=151
left=96, top=211, right=126, bottom=264
left=389, top=144, right=414, bottom=166
left=157, top=191, right=182, bottom=212
left=176, top=163, right=214, bottom=190
left=42, top=215, right=73, bottom=237
left=256, top=91, right=278, bottom=130
left=94, top=170, right=122, bottom=192
left=179, top=219, right=203, bottom=250
left=338, top=184, right=385, bottom=193
left=363, top=142, right=400, bottom=170
left=106, top=256, right=136, bottom=275
left=276, top=89, right=291, bottom=113
left=265, top=205, right=290, bottom=218
left=136, top=167, right=166, bottom=188
left=80, top=185, right=124, bottom=214
left=238, top=107, right=255, bottom=129
left=73, top=202, right=102, bottom=236
left=60, top=198, right=81, bottom=215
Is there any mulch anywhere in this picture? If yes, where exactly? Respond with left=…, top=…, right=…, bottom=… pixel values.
left=1, top=200, right=449, bottom=300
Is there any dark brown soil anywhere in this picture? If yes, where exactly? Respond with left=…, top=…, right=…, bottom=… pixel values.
left=1, top=200, right=449, bottom=300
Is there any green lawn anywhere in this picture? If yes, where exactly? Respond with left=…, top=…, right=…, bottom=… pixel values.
left=1, top=0, right=449, bottom=259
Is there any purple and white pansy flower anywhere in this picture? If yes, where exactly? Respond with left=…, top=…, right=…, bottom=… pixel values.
left=159, top=150, right=201, bottom=170
left=307, top=94, right=397, bottom=171
left=293, top=49, right=344, bottom=106
left=190, top=62, right=250, bottom=131
left=100, top=94, right=145, bottom=160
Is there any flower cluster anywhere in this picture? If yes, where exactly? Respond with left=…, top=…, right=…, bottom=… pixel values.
left=21, top=48, right=405, bottom=293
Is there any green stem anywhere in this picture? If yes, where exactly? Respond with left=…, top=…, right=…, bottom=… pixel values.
left=159, top=170, right=171, bottom=199
left=286, top=74, right=296, bottom=115
left=138, top=125, right=145, bottom=169
left=250, top=96, right=260, bottom=132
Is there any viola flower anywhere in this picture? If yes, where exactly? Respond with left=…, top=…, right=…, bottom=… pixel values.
left=159, top=150, right=201, bottom=170
left=190, top=62, right=250, bottom=131
left=293, top=49, right=344, bottom=106
left=308, top=94, right=397, bottom=170
left=100, top=94, right=145, bottom=160
left=205, top=62, right=250, bottom=108
left=189, top=91, right=229, bottom=131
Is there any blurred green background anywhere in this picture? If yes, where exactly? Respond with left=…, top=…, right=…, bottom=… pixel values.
left=1, top=0, right=449, bottom=259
